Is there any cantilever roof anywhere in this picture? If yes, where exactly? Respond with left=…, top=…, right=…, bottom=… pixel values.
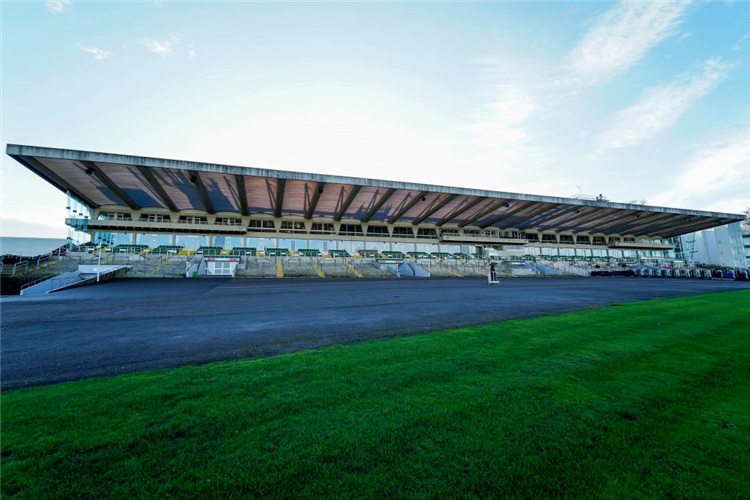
left=6, top=144, right=743, bottom=238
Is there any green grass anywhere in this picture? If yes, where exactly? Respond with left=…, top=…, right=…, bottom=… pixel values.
left=3, top=291, right=750, bottom=499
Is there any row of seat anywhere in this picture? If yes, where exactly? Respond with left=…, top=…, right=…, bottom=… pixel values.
left=113, top=244, right=149, bottom=253
left=229, top=247, right=257, bottom=256
left=151, top=245, right=183, bottom=254
left=196, top=246, right=222, bottom=255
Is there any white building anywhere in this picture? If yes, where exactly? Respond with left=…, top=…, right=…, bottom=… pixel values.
left=680, top=222, right=748, bottom=269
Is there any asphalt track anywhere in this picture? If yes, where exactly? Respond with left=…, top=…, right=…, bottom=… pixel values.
left=2, top=277, right=748, bottom=390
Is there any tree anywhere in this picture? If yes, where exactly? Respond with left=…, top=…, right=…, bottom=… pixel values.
left=742, top=206, right=750, bottom=229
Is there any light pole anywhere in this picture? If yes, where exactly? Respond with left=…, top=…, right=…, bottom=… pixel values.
left=96, top=236, right=103, bottom=282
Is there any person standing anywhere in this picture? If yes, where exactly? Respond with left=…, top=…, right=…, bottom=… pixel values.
left=489, top=259, right=498, bottom=283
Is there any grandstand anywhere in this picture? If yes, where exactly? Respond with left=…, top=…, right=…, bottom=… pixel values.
left=4, top=144, right=746, bottom=284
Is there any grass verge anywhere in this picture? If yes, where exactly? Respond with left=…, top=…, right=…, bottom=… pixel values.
left=3, top=291, right=749, bottom=499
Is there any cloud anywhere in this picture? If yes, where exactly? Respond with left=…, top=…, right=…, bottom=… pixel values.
left=140, top=35, right=196, bottom=59
left=648, top=129, right=750, bottom=212
left=732, top=33, right=749, bottom=51
left=463, top=2, right=691, bottom=174
left=678, top=31, right=693, bottom=42
left=45, top=0, right=71, bottom=14
left=141, top=35, right=178, bottom=57
left=566, top=1, right=688, bottom=86
left=592, top=58, right=734, bottom=153
left=77, top=43, right=113, bottom=60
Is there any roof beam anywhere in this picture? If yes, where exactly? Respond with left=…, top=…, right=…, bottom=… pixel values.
left=619, top=212, right=680, bottom=236
left=79, top=160, right=140, bottom=211
left=10, top=155, right=100, bottom=208
left=459, top=199, right=508, bottom=228
left=548, top=208, right=614, bottom=233
left=480, top=201, right=534, bottom=229
left=305, top=182, right=325, bottom=220
left=136, top=165, right=178, bottom=212
left=661, top=218, right=733, bottom=238
left=188, top=170, right=215, bottom=214
left=497, top=203, right=555, bottom=230
left=593, top=210, right=642, bottom=232
left=273, top=179, right=286, bottom=218
left=539, top=207, right=598, bottom=229
left=436, top=197, right=486, bottom=226
left=412, top=194, right=457, bottom=225
left=334, top=185, right=361, bottom=222
left=362, top=188, right=397, bottom=223
left=388, top=191, right=429, bottom=224
left=633, top=215, right=711, bottom=237
left=601, top=211, right=671, bottom=235
left=575, top=210, right=635, bottom=233
left=235, top=175, right=249, bottom=216
left=516, top=204, right=578, bottom=230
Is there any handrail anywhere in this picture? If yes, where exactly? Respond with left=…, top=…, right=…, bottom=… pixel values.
left=20, top=272, right=63, bottom=290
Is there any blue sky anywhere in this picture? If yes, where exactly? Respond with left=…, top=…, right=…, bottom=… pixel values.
left=2, top=1, right=748, bottom=237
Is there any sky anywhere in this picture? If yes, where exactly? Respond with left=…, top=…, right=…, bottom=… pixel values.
left=1, top=0, right=749, bottom=238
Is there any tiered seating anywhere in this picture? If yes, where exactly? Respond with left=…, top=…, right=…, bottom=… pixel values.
left=265, top=248, right=289, bottom=256
left=229, top=247, right=256, bottom=256
left=196, top=246, right=222, bottom=256
left=383, top=251, right=406, bottom=259
left=113, top=244, right=148, bottom=253
left=358, top=250, right=380, bottom=258
left=151, top=245, right=183, bottom=254
left=299, top=249, right=320, bottom=257
left=453, top=253, right=471, bottom=259
left=472, top=253, right=486, bottom=259
left=328, top=250, right=350, bottom=258
left=407, top=251, right=433, bottom=259
left=431, top=252, right=456, bottom=259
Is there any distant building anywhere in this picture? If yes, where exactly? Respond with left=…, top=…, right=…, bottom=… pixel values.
left=678, top=222, right=747, bottom=269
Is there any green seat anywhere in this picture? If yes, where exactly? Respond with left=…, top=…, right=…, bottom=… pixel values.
left=229, top=247, right=257, bottom=256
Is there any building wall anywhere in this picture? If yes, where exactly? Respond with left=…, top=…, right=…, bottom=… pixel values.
left=686, top=222, right=747, bottom=268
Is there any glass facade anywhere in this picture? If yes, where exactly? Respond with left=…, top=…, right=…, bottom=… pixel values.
left=175, top=235, right=208, bottom=249
left=416, top=243, right=439, bottom=253
left=392, top=241, right=416, bottom=253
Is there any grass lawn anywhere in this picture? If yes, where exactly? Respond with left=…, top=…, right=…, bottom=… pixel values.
left=2, top=291, right=749, bottom=499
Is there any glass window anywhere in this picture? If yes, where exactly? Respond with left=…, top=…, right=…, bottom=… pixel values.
left=392, top=241, right=415, bottom=253
left=248, top=220, right=276, bottom=232
left=366, top=225, right=389, bottom=237
left=226, top=237, right=244, bottom=249
left=112, top=233, right=133, bottom=245
left=367, top=240, right=390, bottom=252
left=339, top=224, right=364, bottom=236
left=416, top=243, right=439, bottom=253
left=214, top=236, right=226, bottom=248
left=311, top=223, right=335, bottom=235
left=140, top=213, right=169, bottom=223
left=280, top=221, right=307, bottom=234
left=416, top=228, right=437, bottom=239
left=178, top=216, right=208, bottom=224
left=136, top=233, right=160, bottom=247
left=392, top=226, right=414, bottom=238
